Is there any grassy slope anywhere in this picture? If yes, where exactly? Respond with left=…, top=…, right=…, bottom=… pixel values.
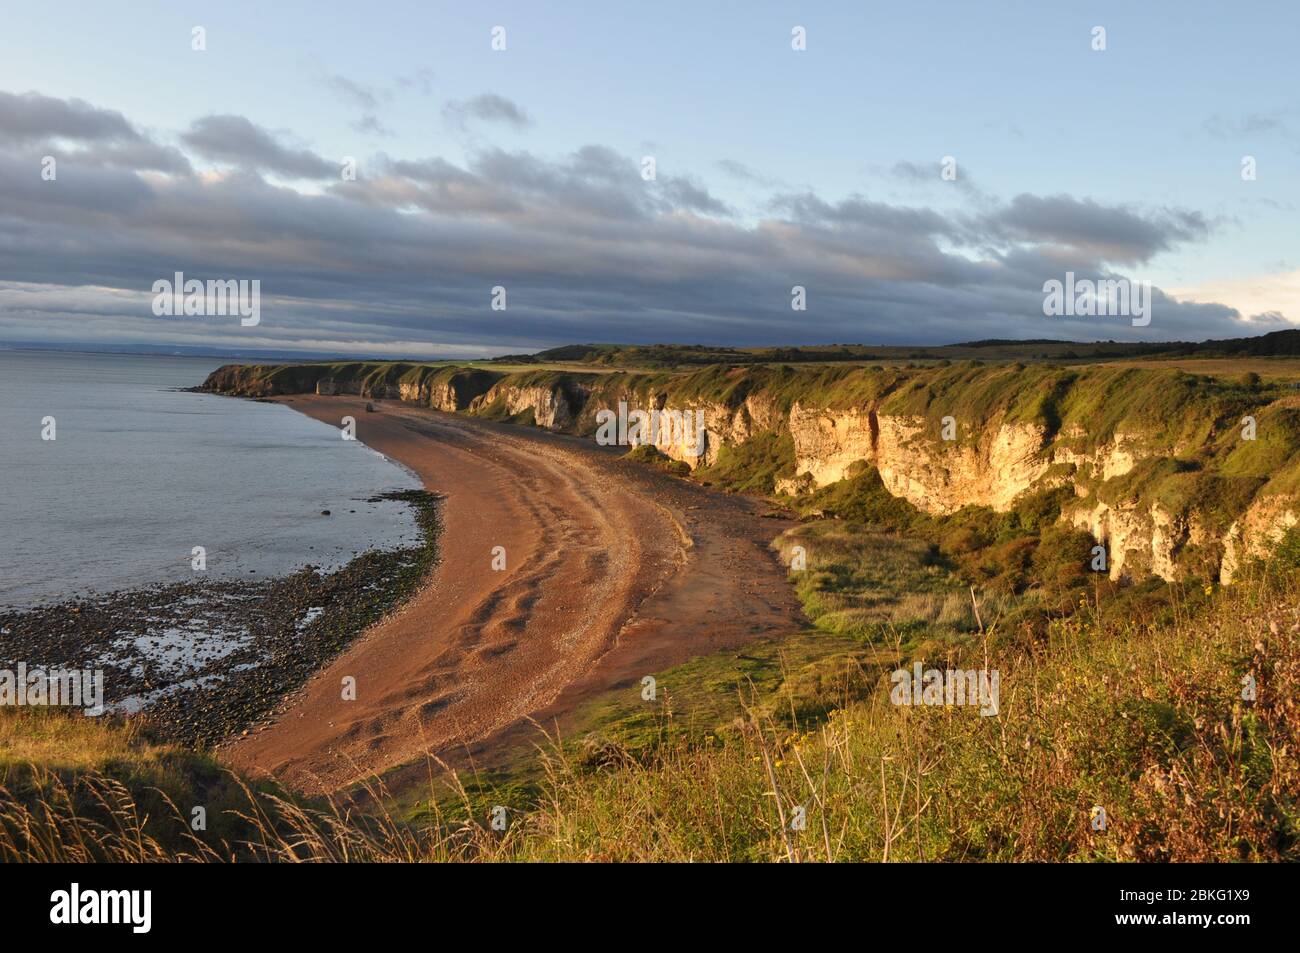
left=0, top=709, right=268, bottom=860
left=3, top=568, right=1296, bottom=861
left=499, top=569, right=1299, bottom=862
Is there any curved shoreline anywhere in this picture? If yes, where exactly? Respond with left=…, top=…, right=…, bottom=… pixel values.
left=221, top=395, right=805, bottom=794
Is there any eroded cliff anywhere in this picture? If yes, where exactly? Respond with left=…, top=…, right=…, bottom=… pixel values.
left=202, top=360, right=1300, bottom=583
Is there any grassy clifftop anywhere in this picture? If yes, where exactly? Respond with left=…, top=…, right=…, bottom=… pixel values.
left=493, top=328, right=1300, bottom=369
left=203, top=354, right=1289, bottom=420
left=201, top=361, right=502, bottom=403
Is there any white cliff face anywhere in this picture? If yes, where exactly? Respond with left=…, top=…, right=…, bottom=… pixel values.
left=557, top=391, right=782, bottom=469
left=1070, top=500, right=1140, bottom=580
left=1068, top=499, right=1213, bottom=582
left=780, top=404, right=1286, bottom=582
left=644, top=394, right=783, bottom=467
left=1055, top=427, right=1138, bottom=481
left=637, top=409, right=711, bottom=466
left=397, top=375, right=493, bottom=412
left=316, top=377, right=363, bottom=397
left=1222, top=496, right=1299, bottom=583
left=786, top=404, right=877, bottom=486
left=880, top=416, right=1056, bottom=515
left=472, top=383, right=579, bottom=429
left=784, top=406, right=1055, bottom=515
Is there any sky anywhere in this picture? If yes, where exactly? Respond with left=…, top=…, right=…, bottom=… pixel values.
left=0, top=0, right=1297, bottom=357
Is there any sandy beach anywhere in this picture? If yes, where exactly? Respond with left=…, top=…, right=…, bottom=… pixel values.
left=222, top=396, right=803, bottom=793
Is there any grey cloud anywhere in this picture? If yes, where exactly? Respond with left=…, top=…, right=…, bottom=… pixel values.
left=325, top=75, right=385, bottom=111
left=73, top=141, right=193, bottom=175
left=659, top=177, right=731, bottom=216
left=770, top=191, right=954, bottom=238
left=443, top=93, right=531, bottom=129
left=890, top=159, right=984, bottom=199
left=396, top=69, right=434, bottom=95
left=324, top=74, right=395, bottom=136
left=353, top=155, right=522, bottom=215
left=465, top=145, right=732, bottom=219
left=350, top=113, right=394, bottom=137
left=1244, top=310, right=1290, bottom=326
left=892, top=160, right=950, bottom=184
left=715, top=158, right=775, bottom=186
left=985, top=194, right=1212, bottom=265
left=0, top=90, right=141, bottom=143
left=181, top=115, right=335, bottom=179
left=0, top=90, right=189, bottom=174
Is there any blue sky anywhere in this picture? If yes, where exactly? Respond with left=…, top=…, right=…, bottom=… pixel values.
left=1, top=1, right=1296, bottom=356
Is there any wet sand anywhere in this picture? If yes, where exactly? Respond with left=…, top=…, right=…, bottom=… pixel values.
left=222, top=396, right=803, bottom=793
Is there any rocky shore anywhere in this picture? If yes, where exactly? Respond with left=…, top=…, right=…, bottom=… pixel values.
left=0, top=490, right=440, bottom=748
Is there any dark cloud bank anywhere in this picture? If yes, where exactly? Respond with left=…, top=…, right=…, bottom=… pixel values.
left=0, top=89, right=1266, bottom=357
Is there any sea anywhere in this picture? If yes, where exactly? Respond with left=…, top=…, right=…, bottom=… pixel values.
left=0, top=349, right=422, bottom=607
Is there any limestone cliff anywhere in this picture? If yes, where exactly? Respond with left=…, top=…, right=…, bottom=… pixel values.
left=202, top=359, right=1300, bottom=583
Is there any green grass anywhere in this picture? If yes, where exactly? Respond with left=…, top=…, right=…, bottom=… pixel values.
left=695, top=431, right=795, bottom=493
left=774, top=521, right=971, bottom=650
left=623, top=443, right=691, bottom=475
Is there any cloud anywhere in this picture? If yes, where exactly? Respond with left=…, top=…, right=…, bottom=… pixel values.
left=0, top=90, right=191, bottom=173
left=324, top=74, right=395, bottom=136
left=890, top=159, right=986, bottom=201
left=68, top=140, right=192, bottom=174
left=442, top=93, right=532, bottom=130
left=181, top=115, right=335, bottom=179
left=0, top=90, right=1278, bottom=357
left=395, top=69, right=434, bottom=95
left=325, top=75, right=384, bottom=112
left=984, top=194, right=1212, bottom=265
left=350, top=113, right=394, bottom=137
left=0, top=90, right=141, bottom=144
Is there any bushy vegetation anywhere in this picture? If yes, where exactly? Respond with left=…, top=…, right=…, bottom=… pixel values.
left=623, top=443, right=691, bottom=476
left=773, top=521, right=975, bottom=651
left=782, top=465, right=1126, bottom=642
left=695, top=431, right=796, bottom=493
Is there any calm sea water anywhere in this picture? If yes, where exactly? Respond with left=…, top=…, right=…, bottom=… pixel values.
left=0, top=350, right=421, bottom=606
